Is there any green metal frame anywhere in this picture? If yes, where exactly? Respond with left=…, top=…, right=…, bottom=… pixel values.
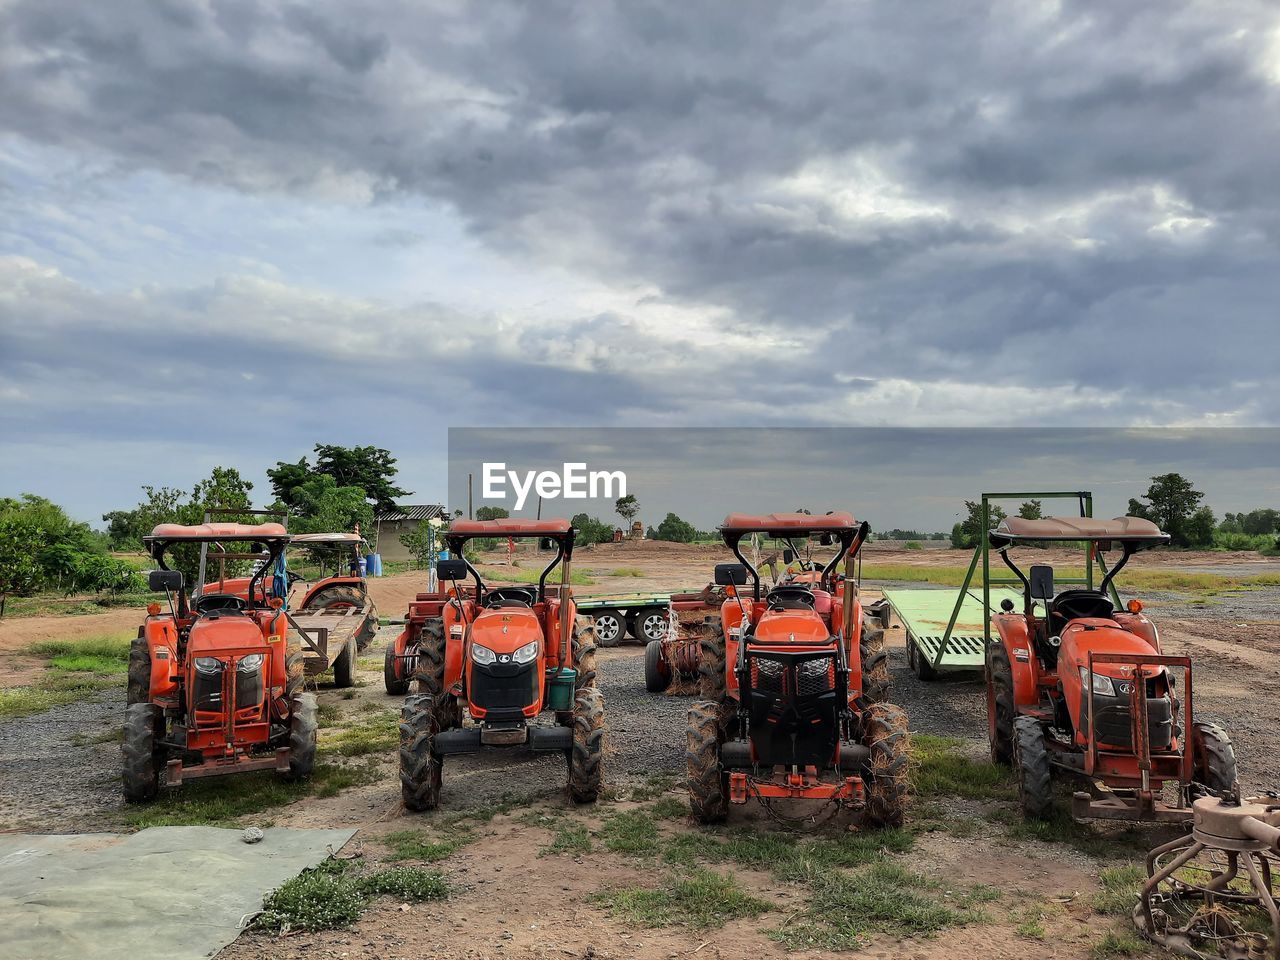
left=932, top=490, right=1123, bottom=670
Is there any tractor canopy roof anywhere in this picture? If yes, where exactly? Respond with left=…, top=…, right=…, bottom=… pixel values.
left=990, top=515, right=1169, bottom=548
left=719, top=511, right=857, bottom=537
left=447, top=518, right=573, bottom=540
left=145, top=522, right=289, bottom=545
left=289, top=532, right=368, bottom=547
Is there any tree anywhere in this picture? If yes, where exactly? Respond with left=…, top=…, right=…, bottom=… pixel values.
left=1018, top=500, right=1043, bottom=520
left=570, top=513, right=614, bottom=546
left=0, top=513, right=45, bottom=610
left=615, top=494, right=640, bottom=526
left=1129, top=473, right=1206, bottom=547
left=654, top=512, right=698, bottom=543
left=190, top=466, right=254, bottom=518
left=266, top=458, right=311, bottom=509
left=475, top=506, right=510, bottom=521
left=283, top=476, right=373, bottom=535
left=951, top=501, right=1007, bottom=549
left=268, top=444, right=409, bottom=515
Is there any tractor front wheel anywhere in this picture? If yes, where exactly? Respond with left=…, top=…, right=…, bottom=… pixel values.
left=860, top=616, right=889, bottom=704
left=987, top=644, right=1015, bottom=765
left=686, top=699, right=729, bottom=823
left=1012, top=715, right=1053, bottom=820
left=863, top=702, right=909, bottom=827
left=283, top=693, right=318, bottom=782
left=384, top=639, right=410, bottom=695
left=698, top=618, right=727, bottom=701
left=400, top=694, right=443, bottom=811
left=571, top=615, right=598, bottom=689
left=568, top=687, right=605, bottom=803
left=1191, top=721, right=1237, bottom=797
left=122, top=703, right=163, bottom=802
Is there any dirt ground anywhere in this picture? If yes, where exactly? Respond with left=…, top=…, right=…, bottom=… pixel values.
left=2, top=542, right=1278, bottom=958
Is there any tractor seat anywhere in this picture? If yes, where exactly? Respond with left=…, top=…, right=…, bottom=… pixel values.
left=483, top=588, right=537, bottom=609
left=194, top=593, right=248, bottom=614
left=1049, top=589, right=1115, bottom=633
left=765, top=586, right=817, bottom=611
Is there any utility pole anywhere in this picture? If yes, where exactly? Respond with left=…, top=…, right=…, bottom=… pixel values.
left=467, top=473, right=473, bottom=519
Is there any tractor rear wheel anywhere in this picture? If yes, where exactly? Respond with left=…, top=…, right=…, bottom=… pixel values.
left=127, top=635, right=152, bottom=705
left=644, top=639, right=671, bottom=692
left=863, top=702, right=909, bottom=827
left=400, top=694, right=443, bottom=811
left=591, top=608, right=625, bottom=647
left=686, top=699, right=729, bottom=823
left=987, top=645, right=1015, bottom=765
left=1191, top=721, right=1237, bottom=797
left=283, top=693, right=318, bottom=781
left=303, top=585, right=378, bottom=651
left=860, top=616, right=889, bottom=704
left=332, top=634, right=356, bottom=689
left=1012, top=715, right=1053, bottom=820
left=568, top=687, right=605, bottom=803
left=384, top=639, right=410, bottom=695
left=122, top=703, right=163, bottom=802
left=698, top=618, right=727, bottom=701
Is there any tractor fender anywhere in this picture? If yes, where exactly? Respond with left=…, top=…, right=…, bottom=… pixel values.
left=992, top=613, right=1039, bottom=708
left=298, top=576, right=365, bottom=610
left=144, top=617, right=181, bottom=702
left=441, top=599, right=473, bottom=689
left=546, top=597, right=577, bottom=666
left=1111, top=612, right=1159, bottom=652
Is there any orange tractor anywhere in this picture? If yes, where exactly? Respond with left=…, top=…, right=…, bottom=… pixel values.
left=398, top=518, right=603, bottom=810
left=124, top=523, right=316, bottom=801
left=688, top=512, right=908, bottom=825
left=986, top=514, right=1237, bottom=821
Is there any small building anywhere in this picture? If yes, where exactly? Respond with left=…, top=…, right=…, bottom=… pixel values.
left=373, top=504, right=447, bottom=562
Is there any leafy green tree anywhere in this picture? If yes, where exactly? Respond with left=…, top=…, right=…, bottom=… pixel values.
left=475, top=506, right=510, bottom=521
left=570, top=513, right=615, bottom=546
left=654, top=512, right=697, bottom=543
left=0, top=513, right=45, bottom=610
left=266, top=458, right=312, bottom=509
left=282, top=477, right=374, bottom=536
left=269, top=444, right=408, bottom=515
left=1018, top=500, right=1043, bottom=520
left=1186, top=506, right=1217, bottom=548
left=615, top=494, right=640, bottom=526
left=1128, top=473, right=1207, bottom=547
left=950, top=501, right=1007, bottom=549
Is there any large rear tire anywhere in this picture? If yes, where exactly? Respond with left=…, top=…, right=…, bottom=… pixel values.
left=687, top=699, right=729, bottom=824
left=568, top=687, right=605, bottom=803
left=987, top=644, right=1015, bottom=765
left=1191, top=720, right=1237, bottom=796
left=127, top=635, right=152, bottom=705
left=282, top=693, right=318, bottom=782
left=1012, top=715, right=1053, bottom=820
left=698, top=617, right=726, bottom=701
left=122, top=703, right=163, bottom=802
left=591, top=608, right=625, bottom=647
left=860, top=617, right=889, bottom=705
left=399, top=694, right=443, bottom=811
left=863, top=702, right=909, bottom=827
left=645, top=639, right=671, bottom=693
left=384, top=638, right=410, bottom=695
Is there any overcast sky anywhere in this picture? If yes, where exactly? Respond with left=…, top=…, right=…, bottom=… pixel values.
left=2, top=2, right=1279, bottom=524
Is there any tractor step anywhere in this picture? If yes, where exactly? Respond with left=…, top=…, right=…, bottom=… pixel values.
left=434, top=724, right=572, bottom=755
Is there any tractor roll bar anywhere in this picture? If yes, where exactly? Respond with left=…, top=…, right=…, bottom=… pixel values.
left=722, top=520, right=867, bottom=601
left=443, top=523, right=576, bottom=605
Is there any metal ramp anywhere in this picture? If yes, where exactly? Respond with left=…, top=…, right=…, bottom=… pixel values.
left=882, top=586, right=1023, bottom=675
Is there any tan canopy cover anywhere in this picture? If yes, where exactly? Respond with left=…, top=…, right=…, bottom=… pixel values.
left=990, top=515, right=1168, bottom=546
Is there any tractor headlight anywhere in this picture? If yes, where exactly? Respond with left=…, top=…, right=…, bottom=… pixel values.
left=236, top=653, right=264, bottom=673
left=511, top=641, right=539, bottom=665
left=471, top=644, right=497, bottom=666
left=1080, top=667, right=1116, bottom=696
left=797, top=659, right=829, bottom=679
left=194, top=656, right=222, bottom=674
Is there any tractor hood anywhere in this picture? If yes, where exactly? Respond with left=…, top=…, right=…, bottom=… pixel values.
left=1059, top=619, right=1162, bottom=679
left=469, top=607, right=542, bottom=655
left=187, top=615, right=269, bottom=655
left=751, top=610, right=830, bottom=646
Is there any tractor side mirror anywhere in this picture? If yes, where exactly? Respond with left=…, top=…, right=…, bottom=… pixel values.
left=1000, top=598, right=1015, bottom=612
left=714, top=563, right=749, bottom=586
left=782, top=548, right=795, bottom=564
left=818, top=533, right=833, bottom=546
left=1029, top=564, right=1054, bottom=600
left=148, top=569, right=183, bottom=592
left=436, top=558, right=468, bottom=581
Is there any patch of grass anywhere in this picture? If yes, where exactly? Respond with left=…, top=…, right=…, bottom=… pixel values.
left=1093, top=864, right=1144, bottom=915
left=317, top=703, right=343, bottom=726
left=0, top=686, right=79, bottom=719
left=476, top=565, right=594, bottom=586
left=27, top=635, right=132, bottom=673
left=318, top=709, right=399, bottom=757
left=628, top=773, right=678, bottom=801
left=543, top=823, right=593, bottom=856
left=1091, top=931, right=1147, bottom=958
left=647, top=796, right=688, bottom=820
left=912, top=733, right=1015, bottom=801
left=601, top=809, right=660, bottom=855
left=1013, top=904, right=1049, bottom=940
left=774, top=861, right=992, bottom=950
left=1002, top=809, right=1150, bottom=859
left=439, top=791, right=544, bottom=826
left=861, top=563, right=1280, bottom=595
left=382, top=829, right=474, bottom=863
left=593, top=866, right=769, bottom=930
left=255, top=859, right=446, bottom=933
left=4, top=593, right=158, bottom=618
left=69, top=727, right=122, bottom=746
left=122, top=762, right=379, bottom=828
left=608, top=567, right=644, bottom=577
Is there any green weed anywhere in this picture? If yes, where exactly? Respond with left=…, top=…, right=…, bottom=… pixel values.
left=592, top=867, right=769, bottom=929
left=255, top=859, right=446, bottom=933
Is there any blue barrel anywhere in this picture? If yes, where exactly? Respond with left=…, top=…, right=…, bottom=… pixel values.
left=366, top=553, right=382, bottom=577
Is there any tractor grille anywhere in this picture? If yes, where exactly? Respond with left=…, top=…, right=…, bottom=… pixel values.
left=751, top=658, right=784, bottom=695
left=795, top=657, right=835, bottom=698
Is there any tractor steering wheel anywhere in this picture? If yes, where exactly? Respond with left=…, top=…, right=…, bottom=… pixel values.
left=194, top=593, right=249, bottom=614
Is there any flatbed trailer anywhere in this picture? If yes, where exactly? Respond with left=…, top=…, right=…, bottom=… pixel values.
left=574, top=593, right=674, bottom=646
left=883, top=586, right=1022, bottom=679
left=287, top=605, right=371, bottom=688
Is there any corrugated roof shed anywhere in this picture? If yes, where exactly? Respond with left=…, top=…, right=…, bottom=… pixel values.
left=375, top=504, right=446, bottom=522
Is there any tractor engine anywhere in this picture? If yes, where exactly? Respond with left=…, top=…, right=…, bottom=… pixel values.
left=1058, top=621, right=1173, bottom=750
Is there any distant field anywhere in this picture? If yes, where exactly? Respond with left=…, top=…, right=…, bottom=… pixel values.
left=860, top=563, right=1280, bottom=594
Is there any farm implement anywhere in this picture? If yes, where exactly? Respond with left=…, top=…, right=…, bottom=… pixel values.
left=687, top=512, right=907, bottom=825
left=397, top=518, right=603, bottom=810
left=124, top=523, right=316, bottom=800
left=286, top=531, right=379, bottom=688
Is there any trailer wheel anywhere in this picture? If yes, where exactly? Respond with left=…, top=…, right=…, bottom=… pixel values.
left=908, top=634, right=938, bottom=681
left=860, top=617, right=889, bottom=704
left=687, top=699, right=729, bottom=823
left=400, top=694, right=443, bottom=811
left=384, top=639, right=410, bottom=695
left=1191, top=721, right=1237, bottom=797
left=332, top=634, right=356, bottom=688
left=698, top=617, right=726, bottom=701
left=645, top=639, right=671, bottom=692
left=122, top=703, right=163, bottom=803
left=568, top=687, right=604, bottom=803
left=633, top=607, right=670, bottom=644
left=127, top=636, right=152, bottom=705
left=1012, top=715, right=1053, bottom=820
left=863, top=702, right=909, bottom=827
left=987, top=644, right=1015, bottom=765
left=591, top=609, right=625, bottom=647
left=282, top=693, right=318, bottom=782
